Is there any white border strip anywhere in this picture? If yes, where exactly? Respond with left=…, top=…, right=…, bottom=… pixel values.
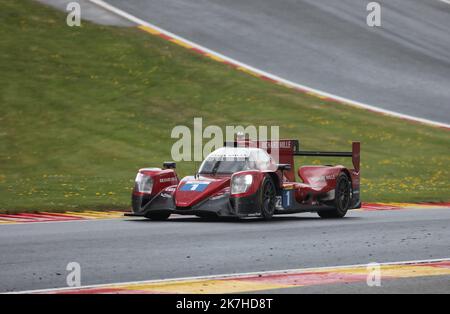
left=439, top=0, right=450, bottom=5
left=7, top=257, right=450, bottom=294
left=88, top=0, right=449, bottom=130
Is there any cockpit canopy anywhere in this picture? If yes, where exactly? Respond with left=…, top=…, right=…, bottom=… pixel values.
left=199, top=147, right=277, bottom=175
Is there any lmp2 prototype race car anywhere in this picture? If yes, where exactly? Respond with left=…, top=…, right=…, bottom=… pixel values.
left=126, top=139, right=360, bottom=220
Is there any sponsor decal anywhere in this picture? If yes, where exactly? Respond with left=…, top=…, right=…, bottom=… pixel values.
left=310, top=174, right=337, bottom=183
left=160, top=177, right=177, bottom=183
left=260, top=140, right=292, bottom=149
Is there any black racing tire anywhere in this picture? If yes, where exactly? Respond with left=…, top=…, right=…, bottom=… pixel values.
left=144, top=212, right=171, bottom=221
left=318, top=173, right=351, bottom=219
left=259, top=177, right=276, bottom=220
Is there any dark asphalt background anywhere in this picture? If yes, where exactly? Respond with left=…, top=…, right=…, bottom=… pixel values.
left=0, top=209, right=449, bottom=292
left=104, top=0, right=450, bottom=124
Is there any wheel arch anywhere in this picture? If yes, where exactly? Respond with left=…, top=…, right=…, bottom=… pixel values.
left=339, top=168, right=352, bottom=186
left=265, top=172, right=282, bottom=195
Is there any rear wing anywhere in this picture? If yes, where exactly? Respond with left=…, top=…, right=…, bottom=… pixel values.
left=224, top=139, right=360, bottom=179
left=294, top=141, right=360, bottom=171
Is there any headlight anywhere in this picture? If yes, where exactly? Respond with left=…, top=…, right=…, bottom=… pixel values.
left=135, top=173, right=153, bottom=193
left=231, top=174, right=253, bottom=195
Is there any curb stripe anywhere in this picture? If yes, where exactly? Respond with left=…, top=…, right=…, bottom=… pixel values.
left=12, top=258, right=450, bottom=294
left=137, top=25, right=160, bottom=35
left=88, top=0, right=450, bottom=130
left=356, top=202, right=450, bottom=211
left=0, top=211, right=125, bottom=225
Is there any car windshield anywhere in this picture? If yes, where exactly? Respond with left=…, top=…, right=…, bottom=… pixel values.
left=199, top=158, right=249, bottom=174
left=198, top=147, right=276, bottom=174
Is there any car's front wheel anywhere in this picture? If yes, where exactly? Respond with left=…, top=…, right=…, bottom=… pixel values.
left=318, top=173, right=351, bottom=219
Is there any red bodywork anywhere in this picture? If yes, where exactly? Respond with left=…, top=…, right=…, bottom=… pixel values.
left=131, top=140, right=361, bottom=216
left=134, top=168, right=179, bottom=196
left=234, top=139, right=361, bottom=208
left=175, top=176, right=230, bottom=207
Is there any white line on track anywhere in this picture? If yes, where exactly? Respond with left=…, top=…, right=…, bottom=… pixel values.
left=89, top=0, right=450, bottom=130
left=439, top=0, right=450, bottom=5
left=7, top=257, right=450, bottom=294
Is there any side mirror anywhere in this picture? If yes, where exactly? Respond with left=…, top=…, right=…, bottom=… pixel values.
left=163, top=162, right=176, bottom=169
left=277, top=164, right=291, bottom=171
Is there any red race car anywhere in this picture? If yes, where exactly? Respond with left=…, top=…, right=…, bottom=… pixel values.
left=125, top=139, right=360, bottom=220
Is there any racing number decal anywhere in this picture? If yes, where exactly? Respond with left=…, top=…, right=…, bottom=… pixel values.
left=180, top=182, right=210, bottom=192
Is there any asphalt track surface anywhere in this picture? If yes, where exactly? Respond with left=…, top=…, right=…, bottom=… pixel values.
left=103, top=0, right=450, bottom=125
left=0, top=208, right=449, bottom=293
left=36, top=0, right=133, bottom=26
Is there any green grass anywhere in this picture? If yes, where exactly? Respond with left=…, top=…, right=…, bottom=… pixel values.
left=0, top=0, right=449, bottom=213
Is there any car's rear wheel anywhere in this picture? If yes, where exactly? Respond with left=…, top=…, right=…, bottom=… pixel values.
left=318, top=173, right=351, bottom=219
left=259, top=177, right=276, bottom=220
left=144, top=212, right=171, bottom=221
